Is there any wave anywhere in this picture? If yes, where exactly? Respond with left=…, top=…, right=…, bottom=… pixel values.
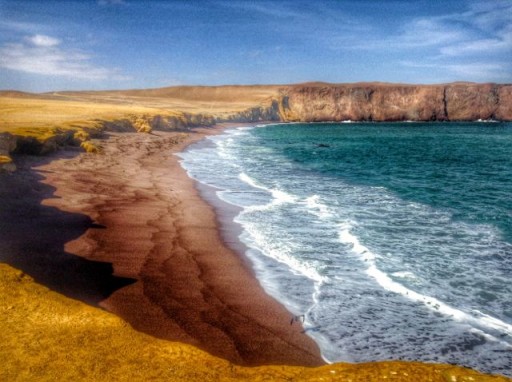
left=178, top=123, right=512, bottom=375
left=304, top=195, right=332, bottom=219
left=238, top=172, right=298, bottom=207
left=337, top=223, right=512, bottom=345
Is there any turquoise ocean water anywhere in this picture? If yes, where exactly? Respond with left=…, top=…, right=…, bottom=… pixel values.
left=178, top=122, right=512, bottom=376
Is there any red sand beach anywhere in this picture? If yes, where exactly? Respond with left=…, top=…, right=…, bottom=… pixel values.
left=0, top=125, right=324, bottom=367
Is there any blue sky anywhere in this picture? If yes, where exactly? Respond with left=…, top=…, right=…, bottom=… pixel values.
left=0, top=0, right=511, bottom=92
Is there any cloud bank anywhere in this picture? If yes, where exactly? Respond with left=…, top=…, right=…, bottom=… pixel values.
left=0, top=33, right=128, bottom=81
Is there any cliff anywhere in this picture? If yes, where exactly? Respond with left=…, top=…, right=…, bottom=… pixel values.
left=62, top=82, right=511, bottom=123
left=277, top=82, right=512, bottom=122
left=1, top=82, right=511, bottom=172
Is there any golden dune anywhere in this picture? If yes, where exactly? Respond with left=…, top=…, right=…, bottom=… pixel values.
left=0, top=94, right=184, bottom=138
left=1, top=263, right=509, bottom=382
left=0, top=85, right=279, bottom=138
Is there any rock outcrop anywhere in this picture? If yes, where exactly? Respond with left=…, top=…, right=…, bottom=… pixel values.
left=221, top=99, right=281, bottom=123
left=100, top=113, right=215, bottom=133
left=276, top=82, right=512, bottom=122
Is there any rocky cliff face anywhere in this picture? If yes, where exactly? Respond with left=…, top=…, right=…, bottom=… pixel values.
left=221, top=100, right=281, bottom=123
left=277, top=83, right=512, bottom=122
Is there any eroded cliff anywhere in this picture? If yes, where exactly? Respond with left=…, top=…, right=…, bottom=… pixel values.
left=276, top=82, right=512, bottom=122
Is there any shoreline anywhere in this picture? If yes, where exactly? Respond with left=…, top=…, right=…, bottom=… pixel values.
left=0, top=124, right=324, bottom=367
left=179, top=133, right=257, bottom=275
left=3, top=124, right=512, bottom=380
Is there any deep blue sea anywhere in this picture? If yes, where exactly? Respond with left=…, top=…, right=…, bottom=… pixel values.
left=178, top=122, right=512, bottom=376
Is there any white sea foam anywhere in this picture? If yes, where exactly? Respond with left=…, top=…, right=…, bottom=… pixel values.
left=238, top=172, right=266, bottom=190
left=239, top=172, right=297, bottom=206
left=305, top=195, right=332, bottom=219
left=238, top=218, right=325, bottom=284
left=338, top=223, right=512, bottom=344
left=391, top=271, right=417, bottom=279
left=338, top=222, right=376, bottom=262
left=476, top=119, right=499, bottom=123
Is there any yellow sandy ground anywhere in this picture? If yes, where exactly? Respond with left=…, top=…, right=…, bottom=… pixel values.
left=0, top=155, right=12, bottom=164
left=1, top=263, right=509, bottom=382
left=0, top=95, right=181, bottom=139
left=0, top=86, right=279, bottom=140
left=51, top=85, right=281, bottom=114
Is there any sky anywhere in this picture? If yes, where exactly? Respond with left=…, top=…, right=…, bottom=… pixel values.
left=0, top=0, right=511, bottom=92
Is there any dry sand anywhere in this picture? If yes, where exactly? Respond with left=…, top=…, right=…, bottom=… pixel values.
left=0, top=125, right=323, bottom=367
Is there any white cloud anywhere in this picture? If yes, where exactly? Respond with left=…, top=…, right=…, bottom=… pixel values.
left=98, top=0, right=126, bottom=5
left=446, top=62, right=509, bottom=80
left=28, top=34, right=61, bottom=47
left=323, top=14, right=466, bottom=52
left=400, top=60, right=510, bottom=82
left=333, top=1, right=512, bottom=83
left=0, top=35, right=129, bottom=81
left=217, top=0, right=306, bottom=20
left=465, top=1, right=512, bottom=31
left=331, top=1, right=511, bottom=55
left=430, top=2, right=512, bottom=58
left=440, top=34, right=512, bottom=56
left=397, top=18, right=466, bottom=48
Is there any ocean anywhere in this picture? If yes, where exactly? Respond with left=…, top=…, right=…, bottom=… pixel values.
left=177, top=122, right=512, bottom=376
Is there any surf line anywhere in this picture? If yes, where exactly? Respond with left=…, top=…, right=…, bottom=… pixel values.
left=339, top=225, right=512, bottom=346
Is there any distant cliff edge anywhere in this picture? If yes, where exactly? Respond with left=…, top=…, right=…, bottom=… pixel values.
left=269, top=82, right=512, bottom=122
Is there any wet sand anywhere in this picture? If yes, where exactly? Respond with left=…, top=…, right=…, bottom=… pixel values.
left=0, top=125, right=324, bottom=367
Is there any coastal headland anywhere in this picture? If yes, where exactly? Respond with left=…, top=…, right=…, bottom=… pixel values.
left=2, top=82, right=511, bottom=168
left=1, top=82, right=511, bottom=381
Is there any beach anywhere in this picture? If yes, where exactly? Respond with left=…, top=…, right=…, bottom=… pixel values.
left=0, top=124, right=323, bottom=367
left=2, top=122, right=512, bottom=381
left=184, top=122, right=512, bottom=376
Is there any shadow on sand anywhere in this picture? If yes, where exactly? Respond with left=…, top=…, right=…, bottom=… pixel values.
left=0, top=152, right=134, bottom=306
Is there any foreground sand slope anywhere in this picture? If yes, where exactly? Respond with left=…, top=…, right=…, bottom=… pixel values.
left=1, top=263, right=509, bottom=382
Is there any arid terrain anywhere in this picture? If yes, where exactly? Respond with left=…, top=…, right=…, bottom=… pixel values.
left=1, top=83, right=511, bottom=381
